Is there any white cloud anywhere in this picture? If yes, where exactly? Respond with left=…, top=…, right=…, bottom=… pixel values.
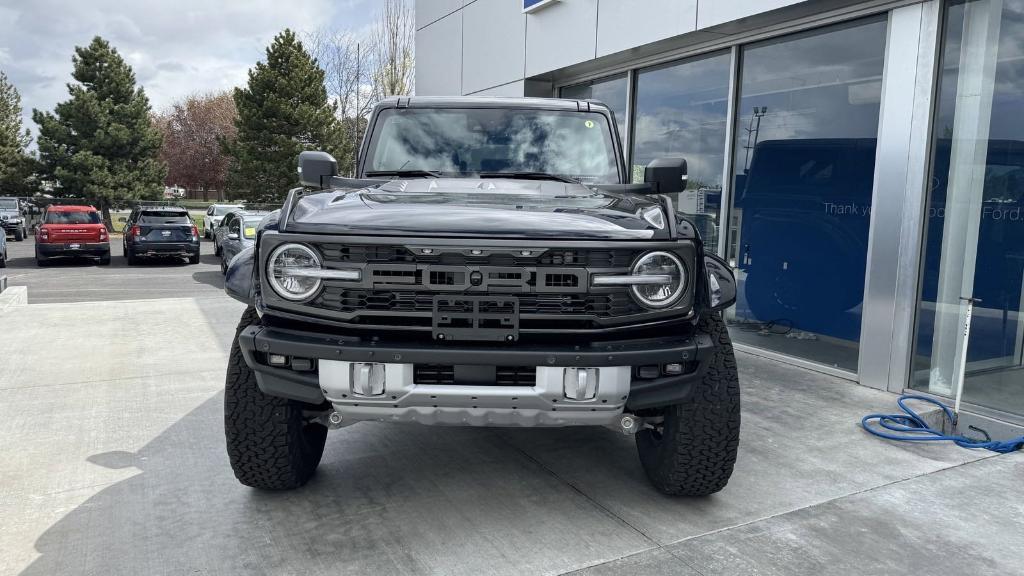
left=0, top=0, right=377, bottom=143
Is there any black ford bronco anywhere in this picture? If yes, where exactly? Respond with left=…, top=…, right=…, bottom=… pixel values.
left=223, top=97, right=741, bottom=496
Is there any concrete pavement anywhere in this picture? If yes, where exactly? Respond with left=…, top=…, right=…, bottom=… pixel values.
left=1, top=258, right=1022, bottom=575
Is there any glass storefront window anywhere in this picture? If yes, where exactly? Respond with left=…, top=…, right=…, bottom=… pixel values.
left=912, top=0, right=1024, bottom=417
left=560, top=74, right=629, bottom=150
left=631, top=52, right=732, bottom=254
left=727, top=18, right=887, bottom=371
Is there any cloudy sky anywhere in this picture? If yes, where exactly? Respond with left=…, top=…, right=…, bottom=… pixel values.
left=0, top=0, right=378, bottom=142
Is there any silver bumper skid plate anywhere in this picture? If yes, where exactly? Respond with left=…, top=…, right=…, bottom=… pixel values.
left=320, top=360, right=631, bottom=427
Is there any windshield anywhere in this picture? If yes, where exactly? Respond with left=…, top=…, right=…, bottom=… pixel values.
left=0, top=199, right=18, bottom=210
left=242, top=218, right=263, bottom=239
left=45, top=211, right=101, bottom=224
left=364, top=108, right=620, bottom=184
left=140, top=211, right=190, bottom=224
left=213, top=206, right=238, bottom=216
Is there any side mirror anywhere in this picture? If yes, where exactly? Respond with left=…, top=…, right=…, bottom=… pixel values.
left=644, top=157, right=688, bottom=194
left=298, top=151, right=338, bottom=188
left=704, top=253, right=737, bottom=311
left=227, top=233, right=239, bottom=240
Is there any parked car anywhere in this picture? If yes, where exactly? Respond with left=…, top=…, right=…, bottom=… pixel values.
left=35, top=205, right=110, bottom=266
left=0, top=228, right=7, bottom=267
left=204, top=204, right=242, bottom=239
left=217, top=211, right=267, bottom=274
left=121, top=206, right=200, bottom=265
left=222, top=97, right=741, bottom=496
left=0, top=197, right=28, bottom=241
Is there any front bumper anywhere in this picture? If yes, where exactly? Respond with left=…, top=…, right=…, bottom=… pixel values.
left=1, top=221, right=25, bottom=233
left=237, top=324, right=715, bottom=427
left=130, top=241, right=199, bottom=257
left=37, top=242, right=110, bottom=257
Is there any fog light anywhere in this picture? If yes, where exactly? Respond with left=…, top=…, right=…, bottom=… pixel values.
left=351, top=362, right=386, bottom=397
left=268, top=354, right=289, bottom=366
left=663, top=363, right=684, bottom=375
left=291, top=357, right=315, bottom=372
left=564, top=368, right=598, bottom=400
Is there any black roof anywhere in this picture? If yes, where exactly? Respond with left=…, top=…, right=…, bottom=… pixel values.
left=373, top=96, right=611, bottom=113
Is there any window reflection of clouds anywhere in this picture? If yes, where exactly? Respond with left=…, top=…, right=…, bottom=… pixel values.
left=369, top=109, right=618, bottom=183
left=735, top=18, right=887, bottom=151
left=560, top=75, right=629, bottom=144
left=631, top=52, right=731, bottom=188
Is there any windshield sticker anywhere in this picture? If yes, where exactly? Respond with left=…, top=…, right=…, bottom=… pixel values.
left=584, top=120, right=594, bottom=129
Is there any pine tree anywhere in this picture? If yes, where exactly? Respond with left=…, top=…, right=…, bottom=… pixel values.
left=226, top=29, right=343, bottom=203
left=33, top=37, right=165, bottom=227
left=0, top=71, right=38, bottom=195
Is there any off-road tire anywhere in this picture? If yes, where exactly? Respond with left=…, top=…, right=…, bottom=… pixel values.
left=635, top=312, right=740, bottom=496
left=125, top=248, right=136, bottom=266
left=35, top=251, right=48, bottom=267
left=213, top=241, right=221, bottom=257
left=225, top=307, right=328, bottom=489
left=188, top=253, right=200, bottom=265
left=98, top=254, right=111, bottom=266
left=0, top=251, right=6, bottom=267
left=14, top=228, right=24, bottom=241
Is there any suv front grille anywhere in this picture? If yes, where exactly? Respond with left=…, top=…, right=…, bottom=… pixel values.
left=315, top=288, right=642, bottom=317
left=265, top=240, right=693, bottom=334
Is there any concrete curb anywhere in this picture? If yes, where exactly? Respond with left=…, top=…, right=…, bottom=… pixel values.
left=0, top=285, right=28, bottom=313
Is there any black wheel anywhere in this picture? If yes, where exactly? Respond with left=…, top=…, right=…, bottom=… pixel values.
left=35, top=255, right=49, bottom=267
left=220, top=255, right=228, bottom=275
left=0, top=250, right=7, bottom=268
left=213, top=241, right=221, bottom=257
left=125, top=248, right=137, bottom=266
left=635, top=312, right=741, bottom=496
left=188, top=253, right=200, bottom=265
left=225, top=307, right=328, bottom=489
left=14, top=228, right=24, bottom=241
left=99, top=254, right=111, bottom=266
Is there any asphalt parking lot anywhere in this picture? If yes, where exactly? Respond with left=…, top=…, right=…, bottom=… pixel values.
left=1, top=237, right=1022, bottom=575
left=1, top=236, right=224, bottom=304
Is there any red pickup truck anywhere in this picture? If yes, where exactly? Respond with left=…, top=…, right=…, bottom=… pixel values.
left=35, top=205, right=111, bottom=266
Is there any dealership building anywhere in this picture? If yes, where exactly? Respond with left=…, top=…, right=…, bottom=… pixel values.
left=414, top=0, right=1024, bottom=429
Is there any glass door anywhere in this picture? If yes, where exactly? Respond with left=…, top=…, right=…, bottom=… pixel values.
left=725, top=17, right=888, bottom=372
left=912, top=0, right=1024, bottom=418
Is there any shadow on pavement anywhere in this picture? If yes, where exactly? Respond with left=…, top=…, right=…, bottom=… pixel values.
left=192, top=270, right=225, bottom=290
left=20, top=394, right=649, bottom=576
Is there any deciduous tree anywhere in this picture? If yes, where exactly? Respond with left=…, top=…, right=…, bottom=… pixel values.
left=156, top=91, right=237, bottom=200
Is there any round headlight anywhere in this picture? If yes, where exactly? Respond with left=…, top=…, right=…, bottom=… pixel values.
left=630, top=251, right=686, bottom=309
left=267, top=243, right=322, bottom=301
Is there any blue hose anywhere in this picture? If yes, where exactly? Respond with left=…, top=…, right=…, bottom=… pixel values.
left=861, top=394, right=1024, bottom=454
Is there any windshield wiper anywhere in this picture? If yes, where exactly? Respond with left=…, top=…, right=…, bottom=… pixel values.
left=365, top=169, right=442, bottom=178
left=477, top=171, right=579, bottom=183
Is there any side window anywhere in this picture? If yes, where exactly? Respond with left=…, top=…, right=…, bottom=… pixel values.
left=230, top=219, right=241, bottom=235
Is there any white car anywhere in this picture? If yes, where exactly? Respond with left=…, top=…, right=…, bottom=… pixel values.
left=204, top=204, right=243, bottom=238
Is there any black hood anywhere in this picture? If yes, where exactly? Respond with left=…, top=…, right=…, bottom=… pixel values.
left=287, top=178, right=669, bottom=240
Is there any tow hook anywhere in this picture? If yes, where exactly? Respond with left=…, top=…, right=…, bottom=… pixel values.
left=614, top=414, right=643, bottom=435
left=317, top=411, right=357, bottom=430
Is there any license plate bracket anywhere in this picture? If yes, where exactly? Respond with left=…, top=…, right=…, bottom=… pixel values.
left=432, top=295, right=519, bottom=342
